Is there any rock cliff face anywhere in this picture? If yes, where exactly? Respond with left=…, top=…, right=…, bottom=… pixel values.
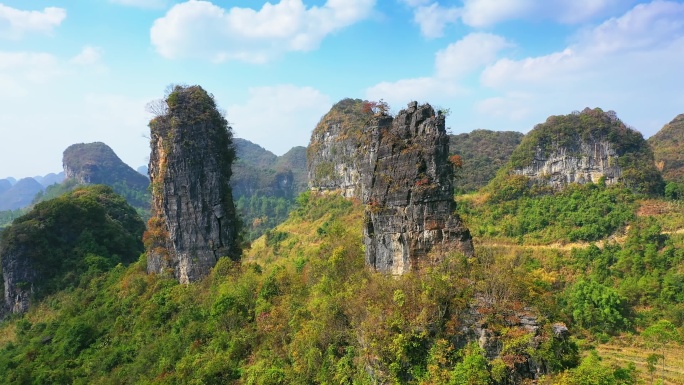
left=63, top=142, right=148, bottom=189
left=62, top=142, right=150, bottom=209
left=507, top=107, right=663, bottom=194
left=515, top=140, right=622, bottom=186
left=307, top=99, right=372, bottom=198
left=309, top=100, right=473, bottom=274
left=362, top=102, right=473, bottom=274
left=1, top=243, right=34, bottom=316
left=146, top=85, right=241, bottom=284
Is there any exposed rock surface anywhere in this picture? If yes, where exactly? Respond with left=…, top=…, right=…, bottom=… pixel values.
left=363, top=102, right=473, bottom=274
left=648, top=113, right=684, bottom=182
left=63, top=142, right=148, bottom=189
left=63, top=142, right=150, bottom=209
left=460, top=297, right=572, bottom=382
left=515, top=140, right=622, bottom=186
left=145, top=85, right=241, bottom=284
left=308, top=100, right=473, bottom=274
left=307, top=98, right=372, bottom=198
left=507, top=107, right=663, bottom=194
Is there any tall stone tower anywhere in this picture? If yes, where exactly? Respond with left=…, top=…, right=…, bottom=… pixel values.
left=145, top=85, right=241, bottom=283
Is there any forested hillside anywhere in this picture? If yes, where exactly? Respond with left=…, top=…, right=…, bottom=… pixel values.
left=1, top=186, right=682, bottom=383
left=231, top=138, right=308, bottom=241
left=449, top=130, right=524, bottom=193
left=649, top=114, right=684, bottom=183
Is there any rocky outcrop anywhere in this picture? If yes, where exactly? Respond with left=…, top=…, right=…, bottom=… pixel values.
left=1, top=243, right=34, bottom=316
left=307, top=99, right=372, bottom=198
left=362, top=102, right=473, bottom=274
left=63, top=142, right=150, bottom=209
left=460, top=297, right=573, bottom=382
left=515, top=140, right=622, bottom=187
left=145, top=85, right=241, bottom=284
left=63, top=142, right=148, bottom=189
left=308, top=100, right=473, bottom=274
left=507, top=108, right=663, bottom=194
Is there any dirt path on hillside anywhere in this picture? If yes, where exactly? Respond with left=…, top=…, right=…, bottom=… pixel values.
left=476, top=227, right=684, bottom=251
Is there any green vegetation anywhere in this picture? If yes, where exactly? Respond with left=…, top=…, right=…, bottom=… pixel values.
left=307, top=98, right=374, bottom=163
left=231, top=139, right=307, bottom=241
left=235, top=194, right=294, bottom=241
left=1, top=106, right=684, bottom=383
left=462, top=182, right=637, bottom=244
left=449, top=129, right=524, bottom=193
left=649, top=114, right=684, bottom=183
left=0, top=185, right=145, bottom=300
left=504, top=108, right=663, bottom=195
left=0, top=192, right=607, bottom=384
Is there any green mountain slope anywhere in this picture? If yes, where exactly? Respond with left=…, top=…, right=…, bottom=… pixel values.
left=449, top=129, right=524, bottom=192
left=3, top=189, right=676, bottom=384
left=491, top=108, right=663, bottom=197
left=649, top=114, right=684, bottom=183
left=232, top=138, right=308, bottom=241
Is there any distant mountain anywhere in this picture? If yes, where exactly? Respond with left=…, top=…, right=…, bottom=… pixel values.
left=33, top=172, right=65, bottom=188
left=449, top=129, right=524, bottom=192
left=136, top=165, right=149, bottom=177
left=648, top=114, right=684, bottom=183
left=0, top=179, right=11, bottom=195
left=62, top=142, right=150, bottom=210
left=231, top=138, right=308, bottom=240
left=231, top=138, right=307, bottom=200
left=0, top=177, right=44, bottom=211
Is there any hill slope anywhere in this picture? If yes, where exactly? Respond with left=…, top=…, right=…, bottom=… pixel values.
left=498, top=108, right=663, bottom=195
left=449, top=129, right=524, bottom=192
left=232, top=138, right=308, bottom=240
left=63, top=142, right=150, bottom=209
left=649, top=114, right=684, bottom=183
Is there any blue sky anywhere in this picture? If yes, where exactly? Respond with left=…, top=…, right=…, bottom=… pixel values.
left=1, top=0, right=683, bottom=179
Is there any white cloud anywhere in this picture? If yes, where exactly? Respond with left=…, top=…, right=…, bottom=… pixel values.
left=401, top=0, right=631, bottom=30
left=0, top=5, right=66, bottom=39
left=482, top=1, right=684, bottom=88
left=413, top=3, right=460, bottom=38
left=109, top=0, right=169, bottom=9
left=71, top=46, right=104, bottom=66
left=478, top=0, right=684, bottom=137
left=436, top=33, right=512, bottom=78
left=460, top=0, right=531, bottom=27
left=579, top=0, right=684, bottom=54
left=227, top=85, right=331, bottom=154
left=366, top=77, right=463, bottom=107
left=0, top=52, right=61, bottom=97
left=366, top=32, right=509, bottom=106
left=151, top=0, right=376, bottom=63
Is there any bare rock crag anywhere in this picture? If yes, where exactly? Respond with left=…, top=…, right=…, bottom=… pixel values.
left=308, top=100, right=473, bottom=274
left=145, top=85, right=241, bottom=284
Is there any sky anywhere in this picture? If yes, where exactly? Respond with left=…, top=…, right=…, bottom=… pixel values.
left=0, top=0, right=683, bottom=179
